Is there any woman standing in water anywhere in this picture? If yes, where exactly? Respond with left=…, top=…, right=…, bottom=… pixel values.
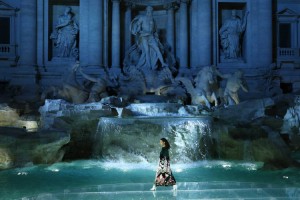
left=150, top=138, right=177, bottom=191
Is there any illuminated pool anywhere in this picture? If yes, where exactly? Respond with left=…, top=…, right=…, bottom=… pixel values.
left=1, top=160, right=299, bottom=199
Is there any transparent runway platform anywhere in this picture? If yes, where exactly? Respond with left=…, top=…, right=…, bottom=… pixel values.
left=20, top=182, right=300, bottom=200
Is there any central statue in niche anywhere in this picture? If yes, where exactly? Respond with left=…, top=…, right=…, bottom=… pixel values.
left=122, top=6, right=177, bottom=96
left=130, top=6, right=168, bottom=70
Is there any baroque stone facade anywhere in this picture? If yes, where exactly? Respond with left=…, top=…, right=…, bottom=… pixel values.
left=0, top=0, right=299, bottom=101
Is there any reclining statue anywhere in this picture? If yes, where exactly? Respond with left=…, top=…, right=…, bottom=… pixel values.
left=41, top=62, right=88, bottom=104
left=76, top=65, right=110, bottom=102
left=41, top=62, right=113, bottom=104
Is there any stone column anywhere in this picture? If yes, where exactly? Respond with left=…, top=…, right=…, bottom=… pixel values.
left=250, top=0, right=272, bottom=67
left=19, top=0, right=37, bottom=66
left=111, top=0, right=121, bottom=68
left=258, top=0, right=272, bottom=66
left=80, top=0, right=89, bottom=66
left=103, top=0, right=109, bottom=66
left=190, top=0, right=211, bottom=68
left=124, top=3, right=133, bottom=53
left=165, top=3, right=175, bottom=53
left=89, top=0, right=103, bottom=67
left=190, top=0, right=197, bottom=68
left=37, top=0, right=44, bottom=66
left=179, top=0, right=189, bottom=69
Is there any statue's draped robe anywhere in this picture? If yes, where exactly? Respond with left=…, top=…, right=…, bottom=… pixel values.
left=130, top=15, right=164, bottom=70
left=56, top=13, right=78, bottom=57
left=219, top=18, right=243, bottom=59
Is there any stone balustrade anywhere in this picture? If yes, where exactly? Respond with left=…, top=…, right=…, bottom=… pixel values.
left=0, top=44, right=17, bottom=59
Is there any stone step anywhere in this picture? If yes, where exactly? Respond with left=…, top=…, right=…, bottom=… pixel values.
left=20, top=182, right=300, bottom=200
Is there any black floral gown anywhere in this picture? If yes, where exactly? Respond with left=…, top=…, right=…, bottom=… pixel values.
left=154, top=147, right=176, bottom=186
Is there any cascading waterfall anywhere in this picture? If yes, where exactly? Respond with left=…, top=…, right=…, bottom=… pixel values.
left=115, top=107, right=124, bottom=118
left=243, top=140, right=254, bottom=161
left=170, top=120, right=213, bottom=161
left=94, top=116, right=214, bottom=163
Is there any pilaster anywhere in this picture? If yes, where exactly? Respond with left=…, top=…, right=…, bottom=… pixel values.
left=178, top=0, right=190, bottom=69
left=164, top=3, right=176, bottom=53
left=111, top=0, right=121, bottom=68
left=259, top=0, right=272, bottom=67
left=79, top=0, right=89, bottom=66
left=190, top=0, right=211, bottom=68
left=88, top=0, right=103, bottom=67
left=19, top=0, right=37, bottom=66
left=104, top=0, right=109, bottom=66
left=124, top=2, right=133, bottom=53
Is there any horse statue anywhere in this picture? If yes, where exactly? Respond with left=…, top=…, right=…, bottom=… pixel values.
left=178, top=66, right=219, bottom=108
left=194, top=66, right=219, bottom=107
left=176, top=77, right=212, bottom=108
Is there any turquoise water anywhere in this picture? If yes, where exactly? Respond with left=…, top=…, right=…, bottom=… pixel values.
left=1, top=160, right=300, bottom=199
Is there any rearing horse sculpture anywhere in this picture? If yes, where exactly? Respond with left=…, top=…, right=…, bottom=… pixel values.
left=177, top=66, right=219, bottom=108
left=194, top=66, right=219, bottom=107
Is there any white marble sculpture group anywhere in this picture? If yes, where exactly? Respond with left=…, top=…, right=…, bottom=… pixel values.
left=47, top=6, right=249, bottom=108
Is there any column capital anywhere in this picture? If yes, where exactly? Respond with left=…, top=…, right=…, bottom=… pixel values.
left=124, top=1, right=135, bottom=9
left=164, top=2, right=178, bottom=10
left=177, top=0, right=191, bottom=4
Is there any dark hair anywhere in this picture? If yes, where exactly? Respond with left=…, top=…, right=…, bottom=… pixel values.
left=160, top=138, right=170, bottom=149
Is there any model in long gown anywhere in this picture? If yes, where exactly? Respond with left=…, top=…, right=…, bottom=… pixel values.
left=154, top=146, right=176, bottom=186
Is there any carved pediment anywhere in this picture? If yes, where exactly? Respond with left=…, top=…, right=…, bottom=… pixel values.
left=277, top=8, right=299, bottom=16
left=0, top=1, right=18, bottom=11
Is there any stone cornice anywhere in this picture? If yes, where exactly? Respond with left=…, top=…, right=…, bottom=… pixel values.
left=123, top=0, right=178, bottom=6
left=0, top=0, right=19, bottom=12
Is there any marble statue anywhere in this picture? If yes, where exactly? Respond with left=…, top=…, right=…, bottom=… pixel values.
left=219, top=10, right=249, bottom=59
left=50, top=6, right=79, bottom=58
left=120, top=6, right=178, bottom=97
left=41, top=62, right=113, bottom=104
left=75, top=64, right=110, bottom=103
left=221, top=69, right=248, bottom=106
left=177, top=77, right=212, bottom=108
left=41, top=62, right=88, bottom=103
left=40, top=82, right=89, bottom=104
left=281, top=95, right=300, bottom=138
left=177, top=66, right=219, bottom=108
left=117, top=65, right=147, bottom=100
left=117, top=65, right=176, bottom=99
left=194, top=66, right=219, bottom=107
left=130, top=6, right=168, bottom=70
